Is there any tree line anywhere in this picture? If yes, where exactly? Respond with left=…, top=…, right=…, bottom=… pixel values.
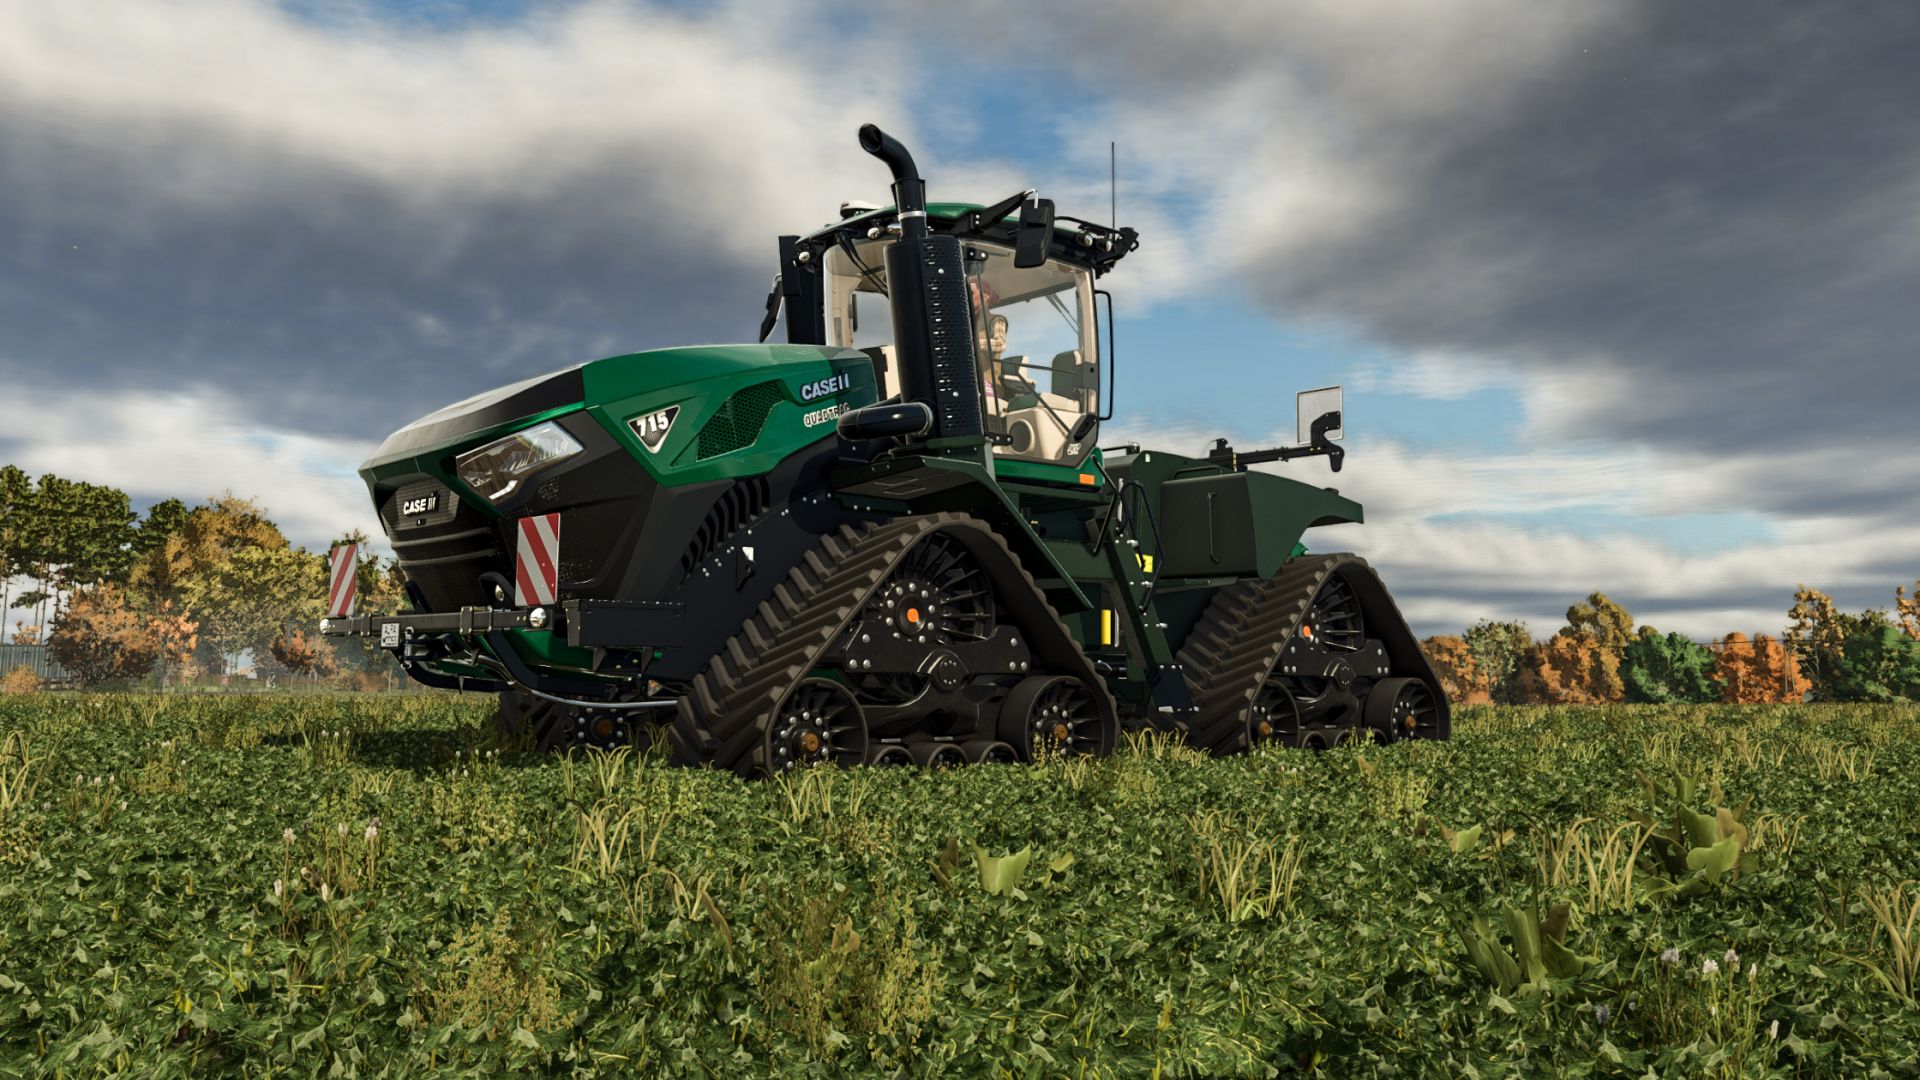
left=0, top=466, right=402, bottom=689
left=5, top=462, right=1917, bottom=700
left=1419, top=585, right=1920, bottom=706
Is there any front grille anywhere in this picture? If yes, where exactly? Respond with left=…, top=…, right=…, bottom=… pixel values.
left=381, top=491, right=507, bottom=611
left=696, top=381, right=784, bottom=460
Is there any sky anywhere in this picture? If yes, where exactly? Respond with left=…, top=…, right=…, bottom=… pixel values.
left=2, top=0, right=1916, bottom=641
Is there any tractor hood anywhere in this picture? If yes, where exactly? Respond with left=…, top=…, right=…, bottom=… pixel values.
left=362, top=344, right=873, bottom=473
left=363, top=363, right=588, bottom=470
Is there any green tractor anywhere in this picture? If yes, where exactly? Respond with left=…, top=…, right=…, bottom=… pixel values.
left=321, top=124, right=1449, bottom=772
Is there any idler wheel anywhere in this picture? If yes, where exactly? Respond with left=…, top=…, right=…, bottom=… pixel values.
left=1363, top=677, right=1441, bottom=742
left=998, top=675, right=1113, bottom=760
left=766, top=678, right=866, bottom=771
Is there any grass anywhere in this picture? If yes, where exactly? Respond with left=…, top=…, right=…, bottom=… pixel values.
left=0, top=694, right=1916, bottom=1076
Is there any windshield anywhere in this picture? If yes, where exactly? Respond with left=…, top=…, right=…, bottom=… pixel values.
left=823, top=237, right=1100, bottom=466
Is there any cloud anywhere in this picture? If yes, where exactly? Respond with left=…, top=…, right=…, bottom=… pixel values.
left=894, top=0, right=1920, bottom=463
left=0, top=383, right=382, bottom=553
left=0, top=0, right=946, bottom=440
left=1107, top=412, right=1915, bottom=640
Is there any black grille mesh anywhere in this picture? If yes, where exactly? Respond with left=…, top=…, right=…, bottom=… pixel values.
left=696, top=381, right=784, bottom=460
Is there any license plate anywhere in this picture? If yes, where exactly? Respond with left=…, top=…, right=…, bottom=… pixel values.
left=380, top=622, right=401, bottom=648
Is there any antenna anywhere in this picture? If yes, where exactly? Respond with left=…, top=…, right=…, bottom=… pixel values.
left=1110, top=141, right=1117, bottom=226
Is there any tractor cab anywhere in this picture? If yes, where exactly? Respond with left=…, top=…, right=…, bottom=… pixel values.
left=769, top=196, right=1135, bottom=470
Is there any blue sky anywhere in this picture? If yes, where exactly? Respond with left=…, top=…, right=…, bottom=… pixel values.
left=2, top=0, right=1915, bottom=641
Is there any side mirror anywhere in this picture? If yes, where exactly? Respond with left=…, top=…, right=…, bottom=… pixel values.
left=1014, top=197, right=1056, bottom=268
left=1296, top=386, right=1343, bottom=444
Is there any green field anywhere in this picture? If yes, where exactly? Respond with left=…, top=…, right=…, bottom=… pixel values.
left=1, top=696, right=1916, bottom=1077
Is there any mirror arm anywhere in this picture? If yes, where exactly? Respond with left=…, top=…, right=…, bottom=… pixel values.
left=1205, top=412, right=1345, bottom=473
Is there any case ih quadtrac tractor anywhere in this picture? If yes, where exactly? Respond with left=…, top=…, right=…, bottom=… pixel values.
left=322, top=124, right=1449, bottom=773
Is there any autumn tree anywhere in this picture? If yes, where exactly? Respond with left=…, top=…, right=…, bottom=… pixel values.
left=1897, top=580, right=1919, bottom=642
left=1512, top=634, right=1622, bottom=704
left=1713, top=632, right=1810, bottom=704
left=266, top=629, right=339, bottom=684
left=1418, top=635, right=1492, bottom=704
left=48, top=585, right=161, bottom=687
left=1561, top=592, right=1636, bottom=651
left=180, top=545, right=326, bottom=676
left=1464, top=619, right=1535, bottom=704
left=1621, top=628, right=1719, bottom=704
left=1784, top=586, right=1850, bottom=699
left=129, top=494, right=288, bottom=613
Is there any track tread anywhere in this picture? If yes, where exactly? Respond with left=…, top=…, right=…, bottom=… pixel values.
left=1175, top=555, right=1366, bottom=754
left=671, top=513, right=1115, bottom=776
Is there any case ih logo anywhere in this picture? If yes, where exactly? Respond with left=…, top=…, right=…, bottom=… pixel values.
left=400, top=492, right=439, bottom=516
left=627, top=405, right=679, bottom=453
left=799, top=373, right=850, bottom=401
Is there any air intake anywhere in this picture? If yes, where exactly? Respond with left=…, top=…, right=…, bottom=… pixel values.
left=695, top=381, right=784, bottom=460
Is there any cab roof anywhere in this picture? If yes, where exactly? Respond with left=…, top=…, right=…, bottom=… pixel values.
left=794, top=201, right=1138, bottom=278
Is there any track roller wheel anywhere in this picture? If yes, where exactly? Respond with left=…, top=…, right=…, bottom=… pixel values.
left=867, top=744, right=915, bottom=767
left=1363, top=677, right=1441, bottom=742
left=998, top=675, right=1114, bottom=760
left=961, top=739, right=1019, bottom=764
left=1247, top=678, right=1301, bottom=752
left=910, top=741, right=967, bottom=769
left=766, top=678, right=866, bottom=772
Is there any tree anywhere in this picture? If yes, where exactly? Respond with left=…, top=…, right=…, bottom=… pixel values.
left=48, top=585, right=161, bottom=687
left=129, top=493, right=288, bottom=612
left=1827, top=624, right=1920, bottom=703
left=1621, top=628, right=1719, bottom=704
left=131, top=499, right=190, bottom=565
left=1561, top=592, right=1636, bottom=651
left=1713, top=632, right=1809, bottom=704
left=1897, top=580, right=1919, bottom=642
left=266, top=629, right=340, bottom=684
left=180, top=545, right=326, bottom=676
left=1464, top=619, right=1535, bottom=704
left=3, top=473, right=138, bottom=637
left=1512, top=634, right=1622, bottom=704
left=0, top=465, right=29, bottom=639
left=1784, top=586, right=1850, bottom=699
left=147, top=600, right=200, bottom=689
left=1419, top=635, right=1492, bottom=704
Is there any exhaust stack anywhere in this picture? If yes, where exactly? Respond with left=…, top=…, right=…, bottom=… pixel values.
left=852, top=123, right=982, bottom=442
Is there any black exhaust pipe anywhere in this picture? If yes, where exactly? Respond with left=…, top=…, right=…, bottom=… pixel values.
left=847, top=123, right=982, bottom=443
left=858, top=124, right=925, bottom=234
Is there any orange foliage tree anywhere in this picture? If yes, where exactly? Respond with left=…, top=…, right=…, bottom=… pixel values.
left=1712, top=632, right=1810, bottom=703
left=1898, top=580, right=1919, bottom=641
left=48, top=586, right=159, bottom=687
left=1419, top=635, right=1493, bottom=704
left=266, top=629, right=339, bottom=683
left=1512, top=633, right=1623, bottom=704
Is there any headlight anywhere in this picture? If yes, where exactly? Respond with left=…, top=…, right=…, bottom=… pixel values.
left=455, top=420, right=583, bottom=501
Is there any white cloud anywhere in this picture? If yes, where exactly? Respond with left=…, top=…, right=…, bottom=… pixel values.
left=0, top=383, right=383, bottom=554
left=1103, top=411, right=1917, bottom=640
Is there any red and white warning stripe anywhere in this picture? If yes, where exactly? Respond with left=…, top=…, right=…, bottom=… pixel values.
left=326, top=543, right=359, bottom=618
left=514, top=513, right=561, bottom=607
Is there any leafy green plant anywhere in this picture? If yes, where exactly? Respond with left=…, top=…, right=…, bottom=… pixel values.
left=1633, top=770, right=1759, bottom=901
left=1462, top=900, right=1599, bottom=996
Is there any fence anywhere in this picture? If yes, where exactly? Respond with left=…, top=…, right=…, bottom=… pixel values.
left=0, top=644, right=71, bottom=686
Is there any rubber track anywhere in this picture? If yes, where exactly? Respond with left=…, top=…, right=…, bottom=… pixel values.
left=1175, top=553, right=1376, bottom=754
left=669, top=512, right=1115, bottom=776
